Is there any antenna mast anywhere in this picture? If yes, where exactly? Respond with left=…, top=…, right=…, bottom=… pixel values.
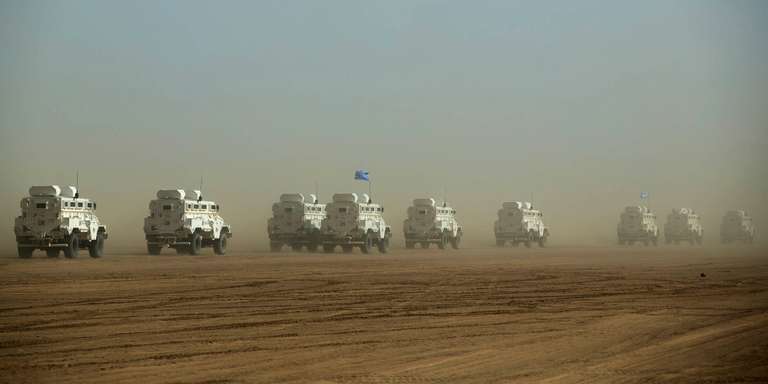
left=199, top=176, right=203, bottom=201
left=75, top=171, right=80, bottom=198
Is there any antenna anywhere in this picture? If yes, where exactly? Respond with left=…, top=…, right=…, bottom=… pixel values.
left=75, top=171, right=80, bottom=199
left=443, top=186, right=447, bottom=207
left=198, top=176, right=203, bottom=202
left=314, top=181, right=319, bottom=203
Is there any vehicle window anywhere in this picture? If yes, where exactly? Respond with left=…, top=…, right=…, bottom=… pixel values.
left=202, top=205, right=207, bottom=209
left=93, top=203, right=97, bottom=209
left=339, top=207, right=347, bottom=213
left=77, top=202, right=83, bottom=207
left=418, top=209, right=426, bottom=215
left=36, top=203, right=47, bottom=209
left=187, top=204, right=191, bottom=209
left=87, top=203, right=93, bottom=208
left=285, top=207, right=293, bottom=213
left=194, top=204, right=199, bottom=209
left=163, top=205, right=172, bottom=210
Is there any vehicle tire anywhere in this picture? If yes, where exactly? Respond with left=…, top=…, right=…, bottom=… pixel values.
left=323, top=244, right=335, bottom=253
left=89, top=231, right=105, bottom=258
left=291, top=244, right=303, bottom=252
left=538, top=236, right=546, bottom=248
left=175, top=246, right=189, bottom=255
left=307, top=243, right=319, bottom=252
left=341, top=245, right=354, bottom=253
left=496, top=239, right=505, bottom=247
left=420, top=242, right=429, bottom=249
left=378, top=236, right=389, bottom=254
left=512, top=241, right=520, bottom=247
left=652, top=239, right=658, bottom=246
left=361, top=232, right=373, bottom=254
left=451, top=234, right=461, bottom=250
left=147, top=243, right=162, bottom=255
left=524, top=241, right=531, bottom=248
left=643, top=240, right=650, bottom=246
left=214, top=234, right=228, bottom=255
left=18, top=247, right=33, bottom=259
left=189, top=232, right=203, bottom=255
left=46, top=248, right=59, bottom=258
left=628, top=240, right=635, bottom=246
left=64, top=234, right=79, bottom=259
left=405, top=241, right=415, bottom=249
left=270, top=242, right=282, bottom=252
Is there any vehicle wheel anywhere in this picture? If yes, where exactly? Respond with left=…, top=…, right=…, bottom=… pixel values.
left=323, top=244, right=335, bottom=253
left=496, top=239, right=505, bottom=247
left=512, top=241, right=520, bottom=247
left=420, top=242, right=429, bottom=249
left=214, top=234, right=228, bottom=255
left=189, top=232, right=203, bottom=255
left=175, top=246, right=189, bottom=255
left=18, top=247, right=33, bottom=259
left=652, top=239, right=658, bottom=246
left=451, top=235, right=461, bottom=250
left=307, top=243, right=319, bottom=252
left=378, top=236, right=389, bottom=254
left=46, top=248, right=60, bottom=258
left=643, top=240, right=650, bottom=246
left=524, top=241, right=531, bottom=248
left=360, top=232, right=373, bottom=254
left=89, top=231, right=105, bottom=258
left=341, top=245, right=354, bottom=253
left=270, top=242, right=282, bottom=252
left=538, top=237, right=546, bottom=248
left=148, top=244, right=162, bottom=255
left=291, top=244, right=303, bottom=252
left=628, top=240, right=635, bottom=246
left=405, top=241, right=415, bottom=249
left=64, top=234, right=79, bottom=259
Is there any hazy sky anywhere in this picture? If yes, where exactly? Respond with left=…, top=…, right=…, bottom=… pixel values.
left=1, top=0, right=766, bottom=252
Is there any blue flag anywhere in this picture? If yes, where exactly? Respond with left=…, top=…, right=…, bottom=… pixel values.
left=640, top=191, right=649, bottom=199
left=354, top=170, right=369, bottom=181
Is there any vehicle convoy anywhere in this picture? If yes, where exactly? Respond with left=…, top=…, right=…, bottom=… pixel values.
left=617, top=205, right=659, bottom=246
left=403, top=198, right=462, bottom=249
left=320, top=193, right=391, bottom=253
left=720, top=210, right=756, bottom=244
left=14, top=185, right=107, bottom=259
left=143, top=189, right=232, bottom=255
left=494, top=201, right=549, bottom=247
left=664, top=208, right=703, bottom=245
left=268, top=193, right=326, bottom=252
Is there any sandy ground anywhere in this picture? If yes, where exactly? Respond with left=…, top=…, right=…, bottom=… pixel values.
left=0, top=246, right=766, bottom=383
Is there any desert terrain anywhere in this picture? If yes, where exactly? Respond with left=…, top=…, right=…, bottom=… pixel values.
left=0, top=246, right=766, bottom=383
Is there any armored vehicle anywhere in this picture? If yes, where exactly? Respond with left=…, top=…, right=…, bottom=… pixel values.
left=494, top=201, right=549, bottom=247
left=403, top=198, right=462, bottom=249
left=268, top=193, right=326, bottom=252
left=14, top=185, right=107, bottom=259
left=320, top=193, right=391, bottom=253
left=617, top=206, right=659, bottom=246
left=144, top=189, right=232, bottom=255
left=664, top=208, right=703, bottom=245
left=720, top=210, right=755, bottom=244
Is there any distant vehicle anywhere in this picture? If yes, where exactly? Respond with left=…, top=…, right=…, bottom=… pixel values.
left=143, top=189, right=232, bottom=255
left=494, top=201, right=549, bottom=247
left=664, top=208, right=703, bottom=245
left=268, top=193, right=326, bottom=252
left=320, top=193, right=391, bottom=253
left=403, top=198, right=462, bottom=249
left=720, top=210, right=755, bottom=244
left=14, top=185, right=107, bottom=259
left=617, top=206, right=659, bottom=246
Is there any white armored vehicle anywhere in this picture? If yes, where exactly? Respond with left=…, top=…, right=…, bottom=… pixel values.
left=720, top=210, right=755, bottom=244
left=320, top=193, right=391, bottom=253
left=14, top=185, right=107, bottom=258
left=403, top=198, right=462, bottom=249
left=617, top=206, right=659, bottom=246
left=143, top=189, right=232, bottom=255
left=494, top=201, right=549, bottom=247
left=268, top=193, right=326, bottom=252
left=664, top=208, right=703, bottom=245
